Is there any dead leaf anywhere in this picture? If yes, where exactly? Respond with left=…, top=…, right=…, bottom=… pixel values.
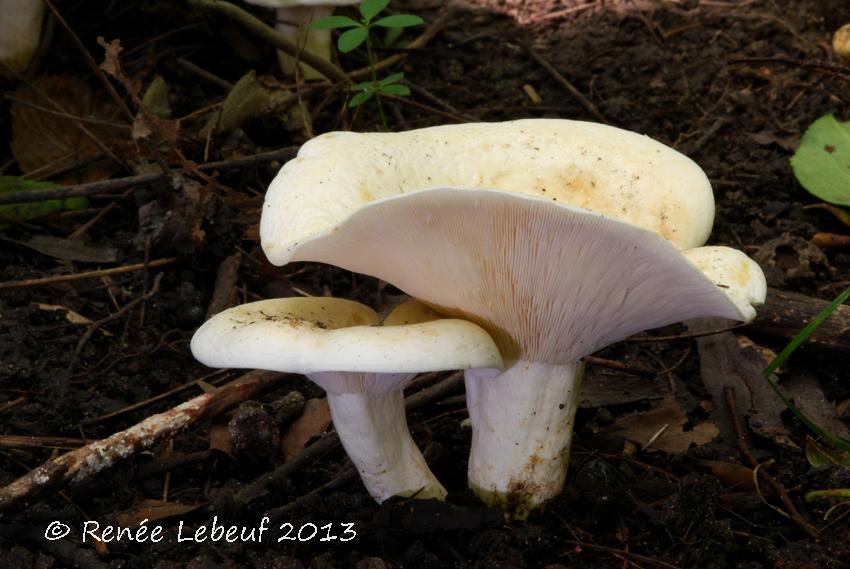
left=811, top=232, right=850, bottom=250
left=98, top=37, right=180, bottom=145
left=208, top=421, right=233, bottom=457
left=747, top=131, right=799, bottom=152
left=700, top=460, right=757, bottom=491
left=595, top=395, right=719, bottom=454
left=690, top=323, right=794, bottom=447
left=282, top=397, right=331, bottom=461
left=10, top=76, right=122, bottom=181
left=804, top=203, right=850, bottom=228
left=115, top=499, right=200, bottom=527
left=17, top=235, right=118, bottom=263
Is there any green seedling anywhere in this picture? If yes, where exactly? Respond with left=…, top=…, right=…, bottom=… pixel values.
left=310, top=0, right=422, bottom=121
left=790, top=114, right=850, bottom=206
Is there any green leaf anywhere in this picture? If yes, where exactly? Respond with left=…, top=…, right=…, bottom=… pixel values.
left=790, top=114, right=850, bottom=206
left=309, top=15, right=361, bottom=30
left=338, top=27, right=369, bottom=53
left=383, top=26, right=404, bottom=47
left=378, top=84, right=410, bottom=96
left=349, top=89, right=375, bottom=107
left=359, top=0, right=389, bottom=24
left=805, top=438, right=850, bottom=467
left=0, top=177, right=89, bottom=227
left=372, top=14, right=424, bottom=28
left=352, top=81, right=375, bottom=91
left=762, top=284, right=850, bottom=452
left=380, top=72, right=404, bottom=85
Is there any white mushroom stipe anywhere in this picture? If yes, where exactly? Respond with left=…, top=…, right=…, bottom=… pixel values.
left=191, top=297, right=502, bottom=503
left=242, top=0, right=357, bottom=79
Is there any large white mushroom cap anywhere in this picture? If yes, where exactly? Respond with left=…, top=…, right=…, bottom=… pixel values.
left=261, top=119, right=715, bottom=266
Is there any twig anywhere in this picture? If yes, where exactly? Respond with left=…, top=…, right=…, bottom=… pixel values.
left=0, top=146, right=298, bottom=205
left=521, top=43, right=608, bottom=124
left=0, top=370, right=286, bottom=518
left=68, top=274, right=164, bottom=376
left=0, top=258, right=178, bottom=290
left=628, top=323, right=746, bottom=342
left=382, top=94, right=471, bottom=123
left=177, top=58, right=234, bottom=90
left=265, top=465, right=357, bottom=522
left=561, top=539, right=684, bottom=569
left=42, top=0, right=135, bottom=123
left=584, top=356, right=657, bottom=378
left=729, top=56, right=850, bottom=80
left=723, top=386, right=820, bottom=540
left=532, top=2, right=598, bottom=22
left=81, top=370, right=234, bottom=426
left=188, top=0, right=349, bottom=84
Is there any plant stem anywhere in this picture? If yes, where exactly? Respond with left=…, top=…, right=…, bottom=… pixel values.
left=365, top=32, right=387, bottom=127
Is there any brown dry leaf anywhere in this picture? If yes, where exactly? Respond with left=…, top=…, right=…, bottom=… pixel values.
left=689, top=323, right=793, bottom=448
left=208, top=421, right=233, bottom=457
left=596, top=395, right=719, bottom=454
left=700, top=460, right=757, bottom=491
left=35, top=303, right=113, bottom=337
left=98, top=37, right=179, bottom=145
left=10, top=76, right=122, bottom=181
left=282, top=397, right=331, bottom=461
left=747, top=131, right=799, bottom=152
left=98, top=37, right=141, bottom=98
left=115, top=499, right=200, bottom=527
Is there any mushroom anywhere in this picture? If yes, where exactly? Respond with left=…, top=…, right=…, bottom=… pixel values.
left=0, top=0, right=46, bottom=79
left=190, top=296, right=502, bottom=502
left=833, top=23, right=850, bottom=61
left=243, top=0, right=357, bottom=80
left=257, top=119, right=767, bottom=517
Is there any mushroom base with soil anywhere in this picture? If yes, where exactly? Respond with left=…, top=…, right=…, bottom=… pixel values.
left=465, top=360, right=584, bottom=519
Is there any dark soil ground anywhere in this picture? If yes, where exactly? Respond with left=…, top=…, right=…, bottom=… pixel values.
left=2, top=0, right=850, bottom=567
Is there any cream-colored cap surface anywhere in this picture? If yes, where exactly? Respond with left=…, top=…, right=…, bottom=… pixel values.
left=190, top=297, right=503, bottom=379
left=261, top=119, right=714, bottom=265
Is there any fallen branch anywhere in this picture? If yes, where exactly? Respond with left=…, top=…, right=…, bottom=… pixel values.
left=750, top=287, right=850, bottom=352
left=0, top=370, right=286, bottom=518
left=0, top=146, right=298, bottom=206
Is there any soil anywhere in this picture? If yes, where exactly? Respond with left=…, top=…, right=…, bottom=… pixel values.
left=1, top=1, right=850, bottom=568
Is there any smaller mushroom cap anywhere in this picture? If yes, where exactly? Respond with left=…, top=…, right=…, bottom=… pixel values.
left=682, top=246, right=767, bottom=321
left=190, top=297, right=503, bottom=378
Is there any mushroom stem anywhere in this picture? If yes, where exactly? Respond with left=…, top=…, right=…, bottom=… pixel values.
left=465, top=359, right=585, bottom=519
left=324, top=388, right=448, bottom=502
left=274, top=5, right=335, bottom=80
